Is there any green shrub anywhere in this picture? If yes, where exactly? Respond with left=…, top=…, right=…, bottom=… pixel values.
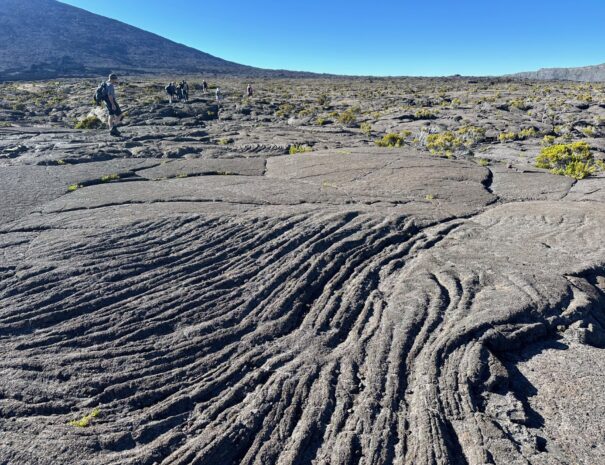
left=289, top=145, right=312, bottom=154
left=68, top=408, right=100, bottom=428
left=498, top=131, right=517, bottom=142
left=581, top=126, right=596, bottom=137
left=414, top=109, right=437, bottom=120
left=426, top=132, right=463, bottom=157
left=315, top=116, right=327, bottom=126
left=338, top=108, right=358, bottom=126
left=535, top=142, right=601, bottom=179
left=375, top=132, right=407, bottom=148
left=542, top=135, right=556, bottom=146
left=100, top=174, right=120, bottom=183
left=360, top=122, right=372, bottom=136
left=317, top=94, right=330, bottom=106
left=276, top=103, right=295, bottom=118
left=75, top=115, right=104, bottom=130
left=518, top=127, right=538, bottom=139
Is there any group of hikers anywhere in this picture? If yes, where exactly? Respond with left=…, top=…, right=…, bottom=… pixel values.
left=165, top=80, right=190, bottom=103
left=95, top=73, right=256, bottom=136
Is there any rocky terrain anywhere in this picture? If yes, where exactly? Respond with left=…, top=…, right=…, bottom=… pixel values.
left=1, top=76, right=605, bottom=465
left=514, top=63, right=605, bottom=83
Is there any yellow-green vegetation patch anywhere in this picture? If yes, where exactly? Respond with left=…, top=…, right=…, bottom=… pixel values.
left=74, top=115, right=104, bottom=130
left=414, top=109, right=438, bottom=120
left=535, top=141, right=602, bottom=179
left=426, top=126, right=485, bottom=157
left=360, top=122, right=372, bottom=136
left=337, top=108, right=359, bottom=126
left=498, top=132, right=517, bottom=143
left=375, top=131, right=411, bottom=148
left=68, top=408, right=100, bottom=428
left=100, top=174, right=120, bottom=183
left=67, top=184, right=82, bottom=192
left=289, top=145, right=313, bottom=155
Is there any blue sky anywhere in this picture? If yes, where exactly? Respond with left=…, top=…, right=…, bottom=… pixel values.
left=60, top=0, right=605, bottom=76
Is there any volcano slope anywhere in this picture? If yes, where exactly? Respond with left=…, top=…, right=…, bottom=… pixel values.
left=1, top=78, right=605, bottom=465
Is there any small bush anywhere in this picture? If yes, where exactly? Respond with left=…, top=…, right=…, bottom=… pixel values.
left=581, top=126, right=596, bottom=137
left=75, top=115, right=104, bottom=130
left=414, top=109, right=438, bottom=120
left=535, top=142, right=601, bottom=179
left=68, top=408, right=100, bottom=428
left=100, top=174, right=120, bottom=183
left=498, top=132, right=517, bottom=143
left=289, top=145, right=312, bottom=155
left=338, top=108, right=358, bottom=126
left=315, top=116, right=327, bottom=126
left=360, top=122, right=372, bottom=136
left=426, top=132, right=463, bottom=157
left=317, top=94, right=330, bottom=106
left=518, top=127, right=538, bottom=139
left=375, top=132, right=407, bottom=148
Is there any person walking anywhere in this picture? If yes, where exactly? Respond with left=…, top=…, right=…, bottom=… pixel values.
left=216, top=87, right=222, bottom=102
left=104, top=73, right=123, bottom=137
left=165, top=82, right=176, bottom=103
left=246, top=83, right=254, bottom=97
left=182, top=80, right=189, bottom=101
left=202, top=80, right=208, bottom=94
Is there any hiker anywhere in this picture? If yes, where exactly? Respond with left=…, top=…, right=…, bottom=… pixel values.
left=182, top=80, right=189, bottom=101
left=216, top=87, right=222, bottom=102
left=165, top=82, right=176, bottom=103
left=176, top=83, right=183, bottom=101
left=246, top=84, right=254, bottom=97
left=104, top=73, right=123, bottom=137
left=202, top=80, right=208, bottom=94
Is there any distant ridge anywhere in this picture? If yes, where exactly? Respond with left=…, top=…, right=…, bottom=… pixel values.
left=513, top=63, right=605, bottom=82
left=0, top=0, right=313, bottom=80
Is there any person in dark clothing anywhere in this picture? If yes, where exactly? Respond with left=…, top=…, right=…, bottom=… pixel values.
left=105, top=73, right=123, bottom=137
left=165, top=82, right=176, bottom=103
left=181, top=81, right=189, bottom=101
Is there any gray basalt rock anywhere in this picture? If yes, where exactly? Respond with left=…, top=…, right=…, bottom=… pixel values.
left=1, top=77, right=605, bottom=465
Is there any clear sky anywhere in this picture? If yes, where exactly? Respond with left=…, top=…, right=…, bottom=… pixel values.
left=60, top=0, right=605, bottom=76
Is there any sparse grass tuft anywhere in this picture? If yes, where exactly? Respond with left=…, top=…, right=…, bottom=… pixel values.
left=68, top=408, right=100, bottom=428
left=289, top=145, right=312, bottom=155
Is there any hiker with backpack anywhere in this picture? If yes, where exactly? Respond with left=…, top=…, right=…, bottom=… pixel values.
left=165, top=82, right=176, bottom=103
left=246, top=84, right=254, bottom=97
left=94, top=73, right=123, bottom=137
left=216, top=87, right=222, bottom=103
left=202, top=80, right=208, bottom=94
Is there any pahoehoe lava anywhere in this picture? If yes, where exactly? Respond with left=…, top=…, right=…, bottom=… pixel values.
left=2, top=75, right=605, bottom=465
left=1, top=147, right=604, bottom=465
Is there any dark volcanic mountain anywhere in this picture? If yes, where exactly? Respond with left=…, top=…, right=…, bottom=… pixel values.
left=514, top=62, right=605, bottom=82
left=0, top=0, right=282, bottom=80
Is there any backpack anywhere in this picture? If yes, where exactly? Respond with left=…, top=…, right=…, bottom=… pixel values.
left=93, top=82, right=108, bottom=105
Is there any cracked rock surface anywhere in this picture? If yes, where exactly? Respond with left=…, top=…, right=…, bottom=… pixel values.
left=1, top=77, right=605, bottom=465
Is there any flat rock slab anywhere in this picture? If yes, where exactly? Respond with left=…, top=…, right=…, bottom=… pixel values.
left=511, top=340, right=605, bottom=465
left=0, top=159, right=157, bottom=223
left=0, top=142, right=604, bottom=465
left=564, top=176, right=605, bottom=202
left=136, top=157, right=266, bottom=180
left=489, top=166, right=574, bottom=201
